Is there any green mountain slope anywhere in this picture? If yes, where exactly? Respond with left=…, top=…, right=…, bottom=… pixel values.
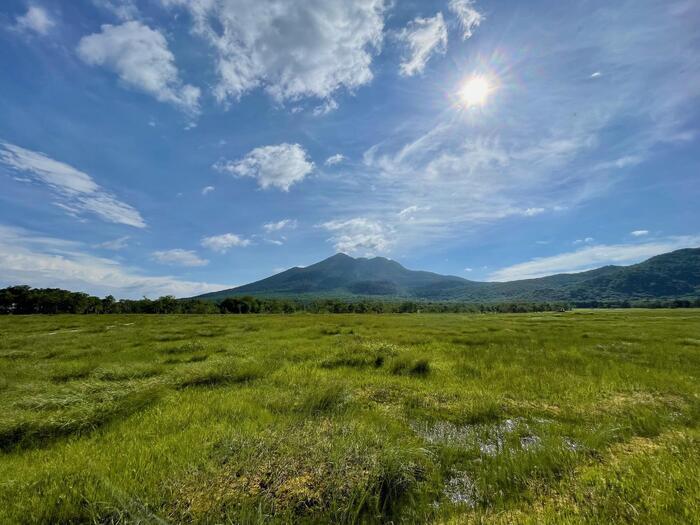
left=195, top=248, right=700, bottom=303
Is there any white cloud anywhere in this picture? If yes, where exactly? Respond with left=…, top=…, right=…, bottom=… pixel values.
left=0, top=141, right=145, bottom=228
left=214, top=143, right=314, bottom=191
left=77, top=21, right=200, bottom=114
left=201, top=233, right=251, bottom=253
left=151, top=248, right=209, bottom=267
left=448, top=0, right=484, bottom=40
left=263, top=219, right=297, bottom=233
left=573, top=237, right=594, bottom=245
left=0, top=225, right=228, bottom=298
left=398, top=12, right=448, bottom=77
left=320, top=217, right=391, bottom=255
left=325, top=154, right=346, bottom=166
left=398, top=205, right=430, bottom=219
left=593, top=155, right=643, bottom=171
left=201, top=185, right=215, bottom=195
left=91, top=0, right=139, bottom=20
left=16, top=6, right=55, bottom=35
left=631, top=230, right=649, bottom=237
left=312, top=99, right=338, bottom=116
left=96, top=236, right=130, bottom=250
left=161, top=0, right=385, bottom=105
left=464, top=267, right=472, bottom=272
left=488, top=236, right=700, bottom=281
left=523, top=207, right=545, bottom=217
left=590, top=71, right=602, bottom=78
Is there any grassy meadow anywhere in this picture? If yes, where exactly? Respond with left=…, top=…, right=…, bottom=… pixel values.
left=0, top=310, right=699, bottom=524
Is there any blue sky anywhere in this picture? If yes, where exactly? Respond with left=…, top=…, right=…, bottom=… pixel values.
left=0, top=0, right=698, bottom=298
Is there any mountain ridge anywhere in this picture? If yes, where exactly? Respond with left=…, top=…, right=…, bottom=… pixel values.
left=195, top=247, right=700, bottom=303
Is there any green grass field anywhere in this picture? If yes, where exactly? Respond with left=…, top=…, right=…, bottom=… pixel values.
left=1, top=311, right=699, bottom=524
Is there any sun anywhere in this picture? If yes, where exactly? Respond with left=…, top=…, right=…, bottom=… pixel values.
left=459, top=75, right=492, bottom=107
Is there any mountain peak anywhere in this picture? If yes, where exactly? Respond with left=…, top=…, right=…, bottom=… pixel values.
left=327, top=252, right=353, bottom=260
left=195, top=247, right=700, bottom=303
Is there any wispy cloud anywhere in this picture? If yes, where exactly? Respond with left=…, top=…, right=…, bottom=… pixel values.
left=397, top=12, right=448, bottom=77
left=523, top=207, right=545, bottom=217
left=488, top=236, right=700, bottom=281
left=0, top=225, right=227, bottom=298
left=201, top=233, right=251, bottom=253
left=91, top=0, right=139, bottom=21
left=312, top=99, right=338, bottom=117
left=215, top=143, right=314, bottom=191
left=151, top=248, right=209, bottom=267
left=96, top=236, right=130, bottom=250
left=324, top=154, right=346, bottom=166
left=631, top=230, right=649, bottom=237
left=448, top=0, right=483, bottom=40
left=15, top=5, right=55, bottom=35
left=201, top=185, right=215, bottom=196
left=0, top=141, right=145, bottom=228
left=77, top=21, right=200, bottom=114
left=263, top=219, right=297, bottom=233
left=398, top=205, right=430, bottom=220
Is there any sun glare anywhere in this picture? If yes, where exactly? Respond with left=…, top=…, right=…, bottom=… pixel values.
left=459, top=75, right=492, bottom=107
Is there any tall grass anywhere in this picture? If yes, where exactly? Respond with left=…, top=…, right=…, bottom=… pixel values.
left=0, top=310, right=698, bottom=523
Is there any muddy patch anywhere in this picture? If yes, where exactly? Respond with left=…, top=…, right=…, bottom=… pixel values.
left=413, top=417, right=543, bottom=456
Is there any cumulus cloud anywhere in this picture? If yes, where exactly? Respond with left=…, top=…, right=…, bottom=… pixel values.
left=263, top=219, right=297, bottom=233
left=448, top=0, right=484, bottom=40
left=151, top=248, right=208, bottom=267
left=324, top=154, right=346, bottom=166
left=161, top=0, right=385, bottom=105
left=214, top=143, right=314, bottom=191
left=77, top=21, right=200, bottom=114
left=398, top=12, right=448, bottom=77
left=320, top=217, right=391, bottom=255
left=201, top=185, right=215, bottom=195
left=0, top=225, right=228, bottom=298
left=631, top=230, right=649, bottom=237
left=0, top=141, right=145, bottom=227
left=201, top=233, right=251, bottom=253
left=15, top=6, right=55, bottom=35
left=488, top=236, right=700, bottom=281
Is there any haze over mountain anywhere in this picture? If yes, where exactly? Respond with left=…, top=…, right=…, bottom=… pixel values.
left=196, top=248, right=700, bottom=303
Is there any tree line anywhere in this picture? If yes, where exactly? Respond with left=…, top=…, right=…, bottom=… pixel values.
left=2, top=285, right=697, bottom=315
left=0, top=285, right=576, bottom=314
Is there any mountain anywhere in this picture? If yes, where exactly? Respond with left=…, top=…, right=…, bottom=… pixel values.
left=198, top=253, right=480, bottom=300
left=195, top=248, right=700, bottom=303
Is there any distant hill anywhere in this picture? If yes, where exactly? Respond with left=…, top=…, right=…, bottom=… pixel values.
left=195, top=248, right=700, bottom=303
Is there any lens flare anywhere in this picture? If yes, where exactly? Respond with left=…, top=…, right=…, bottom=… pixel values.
left=459, top=75, right=492, bottom=107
